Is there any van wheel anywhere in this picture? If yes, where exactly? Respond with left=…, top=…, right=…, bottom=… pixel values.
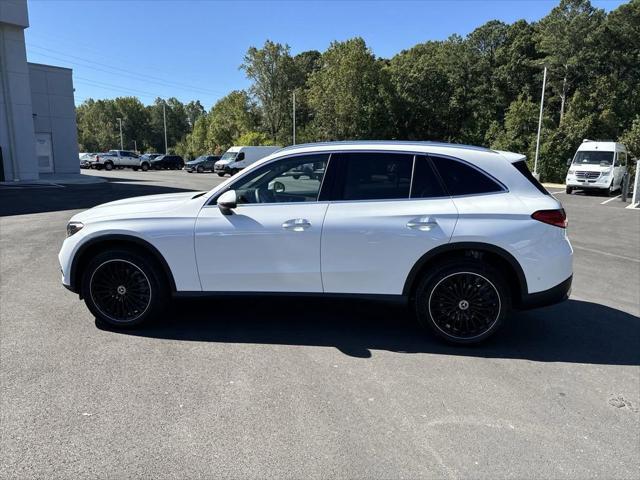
left=414, top=260, right=510, bottom=345
left=217, top=173, right=224, bottom=177
left=81, top=249, right=168, bottom=328
left=566, top=186, right=573, bottom=194
left=608, top=181, right=617, bottom=196
left=104, top=162, right=114, bottom=171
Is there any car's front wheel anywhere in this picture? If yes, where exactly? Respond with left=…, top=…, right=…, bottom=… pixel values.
left=414, top=260, right=510, bottom=345
left=81, top=249, right=168, bottom=328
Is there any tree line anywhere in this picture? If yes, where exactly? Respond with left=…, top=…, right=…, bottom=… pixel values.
left=76, top=0, right=640, bottom=182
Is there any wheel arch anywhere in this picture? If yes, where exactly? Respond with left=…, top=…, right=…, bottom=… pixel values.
left=402, top=242, right=528, bottom=307
left=70, top=234, right=177, bottom=296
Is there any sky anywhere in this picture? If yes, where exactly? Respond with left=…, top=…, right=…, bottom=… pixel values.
left=25, top=0, right=627, bottom=109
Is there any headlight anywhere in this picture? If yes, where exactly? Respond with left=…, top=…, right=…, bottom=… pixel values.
left=66, top=222, right=84, bottom=237
left=568, top=169, right=575, bottom=174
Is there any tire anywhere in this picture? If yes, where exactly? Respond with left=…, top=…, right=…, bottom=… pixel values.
left=414, top=259, right=510, bottom=345
left=565, top=186, right=573, bottom=194
left=608, top=180, right=617, bottom=196
left=104, top=162, right=114, bottom=171
left=81, top=249, right=168, bottom=328
left=197, top=165, right=204, bottom=173
left=132, top=167, right=139, bottom=171
left=293, top=174, right=300, bottom=180
left=141, top=163, right=149, bottom=172
left=217, top=173, right=225, bottom=177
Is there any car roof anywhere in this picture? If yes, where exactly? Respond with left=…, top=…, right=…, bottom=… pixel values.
left=272, top=141, right=525, bottom=165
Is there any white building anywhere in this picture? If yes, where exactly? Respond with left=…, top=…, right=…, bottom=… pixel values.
left=0, top=0, right=78, bottom=182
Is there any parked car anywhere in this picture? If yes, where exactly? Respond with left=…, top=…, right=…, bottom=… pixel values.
left=79, top=152, right=97, bottom=169
left=60, top=141, right=573, bottom=344
left=184, top=155, right=221, bottom=173
left=150, top=155, right=184, bottom=170
left=93, top=150, right=140, bottom=171
left=214, top=146, right=281, bottom=176
left=565, top=140, right=628, bottom=195
left=138, top=153, right=162, bottom=171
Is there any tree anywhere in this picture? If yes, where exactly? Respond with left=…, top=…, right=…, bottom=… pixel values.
left=185, top=100, right=206, bottom=129
left=241, top=41, right=296, bottom=143
left=307, top=38, right=391, bottom=140
left=536, top=0, right=605, bottom=124
left=207, top=90, right=258, bottom=151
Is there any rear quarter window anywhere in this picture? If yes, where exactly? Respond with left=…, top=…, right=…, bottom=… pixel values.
left=430, top=156, right=504, bottom=196
left=512, top=160, right=549, bottom=195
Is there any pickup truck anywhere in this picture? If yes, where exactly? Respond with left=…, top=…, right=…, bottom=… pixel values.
left=94, top=150, right=149, bottom=171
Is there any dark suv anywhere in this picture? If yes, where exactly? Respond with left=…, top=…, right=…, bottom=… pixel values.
left=151, top=155, right=184, bottom=170
left=184, top=155, right=221, bottom=173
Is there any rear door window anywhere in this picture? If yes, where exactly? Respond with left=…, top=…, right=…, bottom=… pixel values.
left=411, top=156, right=446, bottom=198
left=430, top=156, right=504, bottom=196
left=336, top=152, right=413, bottom=201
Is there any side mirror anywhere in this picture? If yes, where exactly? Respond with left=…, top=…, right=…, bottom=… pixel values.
left=566, top=158, right=572, bottom=166
left=217, top=190, right=237, bottom=214
left=272, top=181, right=285, bottom=193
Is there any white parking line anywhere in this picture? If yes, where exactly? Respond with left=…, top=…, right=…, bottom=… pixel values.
left=600, top=195, right=621, bottom=205
left=549, top=190, right=565, bottom=195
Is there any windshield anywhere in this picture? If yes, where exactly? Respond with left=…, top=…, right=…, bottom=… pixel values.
left=572, top=151, right=614, bottom=166
left=220, top=151, right=238, bottom=161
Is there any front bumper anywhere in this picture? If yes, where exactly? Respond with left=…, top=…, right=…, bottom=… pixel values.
left=566, top=176, right=611, bottom=190
left=518, top=275, right=572, bottom=310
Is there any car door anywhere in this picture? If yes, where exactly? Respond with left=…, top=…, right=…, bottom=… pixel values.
left=321, top=152, right=458, bottom=295
left=195, top=153, right=331, bottom=292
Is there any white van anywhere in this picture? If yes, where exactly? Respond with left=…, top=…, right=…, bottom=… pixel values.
left=565, top=140, right=628, bottom=194
left=214, top=146, right=282, bottom=176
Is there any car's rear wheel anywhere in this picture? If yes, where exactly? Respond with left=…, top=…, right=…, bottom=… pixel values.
left=414, top=260, right=510, bottom=344
left=104, top=162, right=114, bottom=171
left=81, top=249, right=168, bottom=328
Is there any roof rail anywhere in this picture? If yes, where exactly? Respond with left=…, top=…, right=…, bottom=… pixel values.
left=277, top=140, right=495, bottom=153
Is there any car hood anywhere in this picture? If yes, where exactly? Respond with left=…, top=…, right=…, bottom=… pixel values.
left=215, top=159, right=231, bottom=165
left=71, top=192, right=201, bottom=222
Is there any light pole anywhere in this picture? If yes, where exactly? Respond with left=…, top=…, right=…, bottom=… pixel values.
left=163, top=103, right=168, bottom=154
left=292, top=91, right=296, bottom=145
left=117, top=117, right=123, bottom=150
left=533, top=65, right=548, bottom=179
left=133, top=140, right=137, bottom=153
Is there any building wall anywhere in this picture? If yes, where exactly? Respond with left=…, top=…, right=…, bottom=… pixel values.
left=0, top=19, right=38, bottom=181
left=29, top=63, right=79, bottom=175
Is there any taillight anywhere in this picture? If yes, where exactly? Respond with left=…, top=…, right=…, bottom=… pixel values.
left=532, top=209, right=567, bottom=228
left=96, top=155, right=100, bottom=162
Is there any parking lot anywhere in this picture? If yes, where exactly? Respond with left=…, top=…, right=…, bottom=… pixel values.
left=1, top=169, right=638, bottom=478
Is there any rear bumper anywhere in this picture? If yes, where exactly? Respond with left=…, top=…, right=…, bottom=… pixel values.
left=518, top=275, right=572, bottom=310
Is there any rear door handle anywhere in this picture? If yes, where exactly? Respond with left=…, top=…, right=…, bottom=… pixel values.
left=282, top=218, right=311, bottom=231
left=407, top=216, right=438, bottom=231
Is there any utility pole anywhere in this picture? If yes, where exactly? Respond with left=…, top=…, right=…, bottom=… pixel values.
left=117, top=117, right=123, bottom=150
left=163, top=103, right=168, bottom=154
left=533, top=65, right=547, bottom=179
left=133, top=140, right=137, bottom=153
left=292, top=91, right=296, bottom=145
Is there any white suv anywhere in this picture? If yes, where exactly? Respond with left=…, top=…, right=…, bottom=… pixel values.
left=59, top=142, right=573, bottom=344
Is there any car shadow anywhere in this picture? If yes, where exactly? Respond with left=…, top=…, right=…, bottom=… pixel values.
left=0, top=182, right=197, bottom=216
left=98, top=298, right=640, bottom=366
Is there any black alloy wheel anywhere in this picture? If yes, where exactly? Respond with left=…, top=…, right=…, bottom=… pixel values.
left=82, top=250, right=167, bottom=327
left=415, top=260, right=509, bottom=344
left=90, top=259, right=151, bottom=324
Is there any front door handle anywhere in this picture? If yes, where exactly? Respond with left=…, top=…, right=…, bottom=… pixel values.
left=282, top=218, right=311, bottom=231
left=407, top=216, right=438, bottom=231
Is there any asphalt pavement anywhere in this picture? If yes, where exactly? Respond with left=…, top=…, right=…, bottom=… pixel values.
left=1, top=170, right=638, bottom=479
